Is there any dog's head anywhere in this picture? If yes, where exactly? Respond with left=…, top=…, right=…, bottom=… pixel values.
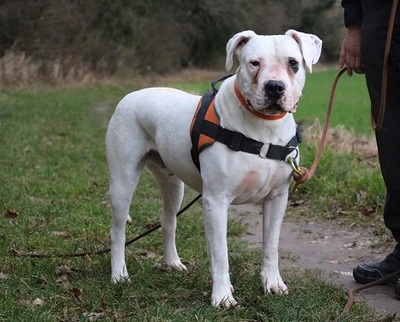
left=225, top=30, right=322, bottom=115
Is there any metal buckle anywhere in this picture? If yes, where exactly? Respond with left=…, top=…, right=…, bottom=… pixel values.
left=285, top=146, right=299, bottom=160
left=259, top=144, right=269, bottom=159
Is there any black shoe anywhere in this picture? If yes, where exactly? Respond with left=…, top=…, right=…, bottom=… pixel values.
left=353, top=253, right=400, bottom=286
left=395, top=278, right=400, bottom=296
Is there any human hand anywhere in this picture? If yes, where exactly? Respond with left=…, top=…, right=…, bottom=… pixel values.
left=338, top=26, right=364, bottom=76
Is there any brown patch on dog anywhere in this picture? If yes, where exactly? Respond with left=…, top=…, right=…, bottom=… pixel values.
left=234, top=170, right=261, bottom=196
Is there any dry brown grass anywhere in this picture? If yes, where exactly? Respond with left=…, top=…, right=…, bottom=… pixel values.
left=131, top=68, right=226, bottom=88
left=0, top=52, right=98, bottom=87
left=303, top=119, right=378, bottom=158
left=0, top=51, right=226, bottom=88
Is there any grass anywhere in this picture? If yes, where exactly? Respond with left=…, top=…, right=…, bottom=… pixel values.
left=298, top=69, right=371, bottom=135
left=0, top=70, right=392, bottom=321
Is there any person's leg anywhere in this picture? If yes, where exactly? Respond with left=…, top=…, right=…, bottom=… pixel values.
left=376, top=113, right=400, bottom=246
left=354, top=116, right=400, bottom=284
left=353, top=0, right=400, bottom=284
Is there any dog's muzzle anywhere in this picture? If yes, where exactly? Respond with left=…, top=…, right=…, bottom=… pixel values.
left=265, top=80, right=285, bottom=99
left=263, top=80, right=286, bottom=114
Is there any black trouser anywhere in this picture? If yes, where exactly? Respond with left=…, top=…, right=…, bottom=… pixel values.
left=361, top=0, right=400, bottom=249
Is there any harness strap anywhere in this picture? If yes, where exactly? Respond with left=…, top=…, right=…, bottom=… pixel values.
left=190, top=75, right=302, bottom=172
left=190, top=91, right=217, bottom=171
left=190, top=75, right=233, bottom=171
left=200, top=120, right=301, bottom=160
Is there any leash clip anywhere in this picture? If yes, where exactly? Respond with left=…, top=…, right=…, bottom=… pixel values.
left=287, top=156, right=302, bottom=176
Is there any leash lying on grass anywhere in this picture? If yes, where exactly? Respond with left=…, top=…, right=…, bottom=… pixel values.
left=9, top=194, right=202, bottom=258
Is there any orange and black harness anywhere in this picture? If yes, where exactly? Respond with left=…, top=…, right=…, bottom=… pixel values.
left=190, top=75, right=302, bottom=172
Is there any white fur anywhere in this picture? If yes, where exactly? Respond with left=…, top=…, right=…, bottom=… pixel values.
left=106, top=30, right=322, bottom=308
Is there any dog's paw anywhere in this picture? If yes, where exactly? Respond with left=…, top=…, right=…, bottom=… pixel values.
left=111, top=266, right=130, bottom=284
left=211, top=284, right=238, bottom=309
left=163, top=259, right=188, bottom=272
left=261, top=272, right=289, bottom=295
left=111, top=274, right=130, bottom=284
left=211, top=293, right=238, bottom=309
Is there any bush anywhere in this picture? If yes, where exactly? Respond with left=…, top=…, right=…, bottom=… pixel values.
left=0, top=0, right=343, bottom=84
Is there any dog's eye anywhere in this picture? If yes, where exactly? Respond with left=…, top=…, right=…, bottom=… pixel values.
left=288, top=58, right=299, bottom=73
left=250, top=61, right=260, bottom=67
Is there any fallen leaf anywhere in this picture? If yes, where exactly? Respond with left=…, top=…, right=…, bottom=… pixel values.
left=83, top=311, right=106, bottom=321
left=145, top=222, right=159, bottom=230
left=55, top=265, right=73, bottom=275
left=32, top=275, right=49, bottom=285
left=344, top=242, right=357, bottom=248
left=51, top=231, right=69, bottom=237
left=5, top=209, right=19, bottom=218
left=359, top=207, right=376, bottom=216
left=0, top=272, right=8, bottom=280
left=112, top=312, right=125, bottom=319
left=182, top=261, right=195, bottom=269
left=290, top=200, right=306, bottom=207
left=139, top=251, right=156, bottom=259
left=32, top=298, right=45, bottom=306
left=55, top=274, right=70, bottom=287
left=71, top=288, right=83, bottom=301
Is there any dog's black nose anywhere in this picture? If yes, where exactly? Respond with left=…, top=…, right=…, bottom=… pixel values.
left=265, top=80, right=285, bottom=99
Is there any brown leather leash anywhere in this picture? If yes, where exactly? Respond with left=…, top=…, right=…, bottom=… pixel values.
left=332, top=269, right=400, bottom=322
left=290, top=67, right=347, bottom=192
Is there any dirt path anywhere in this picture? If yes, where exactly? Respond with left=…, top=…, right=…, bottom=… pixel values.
left=230, top=203, right=400, bottom=316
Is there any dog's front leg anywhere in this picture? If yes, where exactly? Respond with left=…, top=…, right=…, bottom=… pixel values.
left=261, top=192, right=289, bottom=295
left=203, top=195, right=237, bottom=308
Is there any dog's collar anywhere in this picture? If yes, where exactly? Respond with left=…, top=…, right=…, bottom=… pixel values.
left=233, top=80, right=287, bottom=121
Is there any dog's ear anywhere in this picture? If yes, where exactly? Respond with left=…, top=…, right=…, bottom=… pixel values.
left=225, top=30, right=257, bottom=71
left=285, top=29, right=322, bottom=73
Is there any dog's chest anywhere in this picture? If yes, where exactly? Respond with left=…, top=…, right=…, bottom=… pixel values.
left=231, top=159, right=292, bottom=203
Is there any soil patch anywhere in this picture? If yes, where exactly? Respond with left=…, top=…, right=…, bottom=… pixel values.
left=230, top=203, right=400, bottom=316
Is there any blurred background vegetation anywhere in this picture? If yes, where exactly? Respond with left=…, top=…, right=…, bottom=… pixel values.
left=0, top=0, right=344, bottom=85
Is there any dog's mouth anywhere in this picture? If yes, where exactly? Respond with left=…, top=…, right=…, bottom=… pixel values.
left=247, top=99, right=286, bottom=116
left=263, top=102, right=284, bottom=115
left=246, top=96, right=298, bottom=117
left=256, top=97, right=286, bottom=115
left=257, top=99, right=298, bottom=115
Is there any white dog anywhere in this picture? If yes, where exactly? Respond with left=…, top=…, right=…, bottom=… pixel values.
left=106, top=29, right=322, bottom=308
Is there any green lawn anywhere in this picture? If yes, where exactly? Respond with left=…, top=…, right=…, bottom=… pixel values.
left=298, top=69, right=371, bottom=135
left=0, top=71, right=389, bottom=321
